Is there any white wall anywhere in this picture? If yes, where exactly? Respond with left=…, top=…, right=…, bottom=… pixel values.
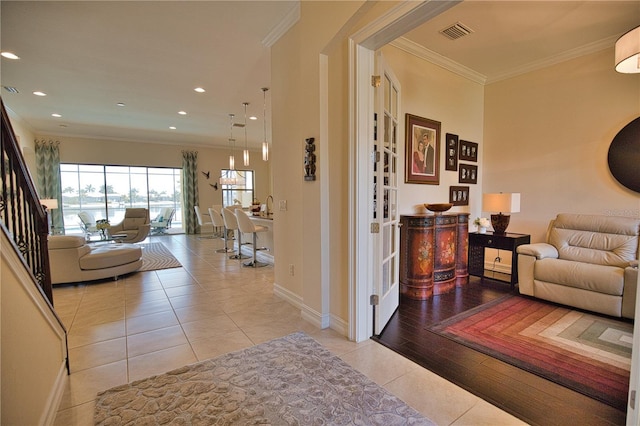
left=381, top=45, right=485, bottom=220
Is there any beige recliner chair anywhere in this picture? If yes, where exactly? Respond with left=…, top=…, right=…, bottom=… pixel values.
left=517, top=213, right=639, bottom=319
left=108, top=208, right=151, bottom=243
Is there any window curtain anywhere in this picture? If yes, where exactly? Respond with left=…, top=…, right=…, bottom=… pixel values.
left=182, top=150, right=199, bottom=234
left=35, top=140, right=63, bottom=233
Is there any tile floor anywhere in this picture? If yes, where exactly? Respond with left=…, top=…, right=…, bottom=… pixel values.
left=52, top=233, right=526, bottom=425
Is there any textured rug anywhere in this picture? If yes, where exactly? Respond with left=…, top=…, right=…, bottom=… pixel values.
left=430, top=295, right=632, bottom=410
left=94, top=332, right=433, bottom=425
left=137, top=243, right=181, bottom=272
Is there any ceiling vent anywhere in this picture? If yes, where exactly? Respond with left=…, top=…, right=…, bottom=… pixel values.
left=440, top=22, right=474, bottom=40
left=3, top=86, right=19, bottom=94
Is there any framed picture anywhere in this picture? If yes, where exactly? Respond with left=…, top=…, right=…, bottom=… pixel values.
left=459, top=140, right=478, bottom=162
left=445, top=133, right=459, bottom=171
left=459, top=163, right=478, bottom=184
left=449, top=186, right=469, bottom=206
left=405, top=114, right=441, bottom=184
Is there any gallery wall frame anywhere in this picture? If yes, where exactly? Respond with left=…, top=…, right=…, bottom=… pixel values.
left=445, top=133, right=458, bottom=171
left=449, top=185, right=469, bottom=206
left=459, top=140, right=478, bottom=162
left=405, top=114, right=440, bottom=185
left=459, top=163, right=477, bottom=184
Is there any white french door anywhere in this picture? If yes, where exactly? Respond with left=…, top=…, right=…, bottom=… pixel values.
left=372, top=52, right=401, bottom=335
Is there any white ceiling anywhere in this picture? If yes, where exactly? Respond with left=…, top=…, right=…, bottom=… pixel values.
left=1, top=1, right=638, bottom=150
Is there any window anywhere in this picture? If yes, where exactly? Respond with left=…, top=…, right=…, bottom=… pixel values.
left=220, top=169, right=254, bottom=208
left=60, top=164, right=181, bottom=233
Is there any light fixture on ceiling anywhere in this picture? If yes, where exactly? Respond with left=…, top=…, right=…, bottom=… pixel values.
left=242, top=102, right=250, bottom=167
left=228, top=113, right=236, bottom=170
left=33, top=91, right=46, bottom=97
left=615, top=25, right=640, bottom=73
left=1, top=51, right=20, bottom=60
left=261, top=87, right=269, bottom=162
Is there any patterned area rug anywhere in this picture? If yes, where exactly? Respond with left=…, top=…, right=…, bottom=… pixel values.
left=137, top=243, right=181, bottom=272
left=94, top=332, right=434, bottom=425
left=430, top=295, right=632, bottom=410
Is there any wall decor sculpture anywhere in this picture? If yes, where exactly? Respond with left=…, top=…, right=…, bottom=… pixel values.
left=304, top=137, right=316, bottom=181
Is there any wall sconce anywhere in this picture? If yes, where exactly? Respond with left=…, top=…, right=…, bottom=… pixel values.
left=304, top=137, right=316, bottom=181
left=615, top=25, right=640, bottom=73
left=482, top=193, right=520, bottom=234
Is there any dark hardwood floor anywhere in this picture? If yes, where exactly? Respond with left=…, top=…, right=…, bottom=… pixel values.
left=373, top=277, right=627, bottom=426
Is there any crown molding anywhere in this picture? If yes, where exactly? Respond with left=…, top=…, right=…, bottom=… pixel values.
left=392, top=34, right=618, bottom=85
left=485, top=35, right=617, bottom=84
left=262, top=2, right=300, bottom=48
left=390, top=37, right=487, bottom=84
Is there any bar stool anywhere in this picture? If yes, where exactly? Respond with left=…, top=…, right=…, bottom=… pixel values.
left=235, top=208, right=268, bottom=268
left=221, top=207, right=248, bottom=259
left=194, top=206, right=214, bottom=239
left=209, top=207, right=232, bottom=254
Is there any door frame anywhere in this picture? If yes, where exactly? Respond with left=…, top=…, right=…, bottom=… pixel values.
left=348, top=1, right=460, bottom=342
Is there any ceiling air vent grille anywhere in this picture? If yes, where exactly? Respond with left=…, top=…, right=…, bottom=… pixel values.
left=3, top=86, right=19, bottom=94
left=440, top=22, right=474, bottom=40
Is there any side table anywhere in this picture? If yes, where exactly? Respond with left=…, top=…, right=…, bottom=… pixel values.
left=468, top=231, right=530, bottom=288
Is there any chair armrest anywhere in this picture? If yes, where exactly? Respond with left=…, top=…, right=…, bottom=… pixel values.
left=109, top=221, right=125, bottom=233
left=630, top=260, right=639, bottom=268
left=516, top=243, right=558, bottom=260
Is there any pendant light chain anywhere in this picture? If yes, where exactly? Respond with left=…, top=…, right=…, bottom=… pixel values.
left=243, top=102, right=250, bottom=167
left=262, top=87, right=269, bottom=162
left=228, top=113, right=235, bottom=170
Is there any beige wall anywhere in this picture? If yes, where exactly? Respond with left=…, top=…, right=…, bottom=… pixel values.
left=33, top=134, right=272, bottom=220
left=484, top=48, right=640, bottom=242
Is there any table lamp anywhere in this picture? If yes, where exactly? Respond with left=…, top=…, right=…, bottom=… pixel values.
left=482, top=193, right=520, bottom=234
left=40, top=198, right=58, bottom=234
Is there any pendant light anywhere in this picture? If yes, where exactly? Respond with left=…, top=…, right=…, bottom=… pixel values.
left=242, top=102, right=250, bottom=166
left=228, top=113, right=236, bottom=170
left=261, top=87, right=269, bottom=161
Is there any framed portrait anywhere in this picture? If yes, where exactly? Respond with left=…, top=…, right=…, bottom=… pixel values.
left=459, top=163, right=478, bottom=184
left=459, top=140, right=478, bottom=162
left=449, top=186, right=469, bottom=206
left=445, top=133, right=459, bottom=171
left=405, top=114, right=441, bottom=184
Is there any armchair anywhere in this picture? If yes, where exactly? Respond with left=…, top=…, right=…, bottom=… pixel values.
left=150, top=207, right=176, bottom=234
left=108, top=208, right=151, bottom=243
left=78, top=211, right=99, bottom=235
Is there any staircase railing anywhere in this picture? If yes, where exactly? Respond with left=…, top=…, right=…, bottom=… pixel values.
left=1, top=98, right=54, bottom=304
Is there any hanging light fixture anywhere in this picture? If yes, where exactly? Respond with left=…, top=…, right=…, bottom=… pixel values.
left=261, top=87, right=269, bottom=161
left=228, top=113, right=236, bottom=170
left=615, top=25, right=640, bottom=73
left=242, top=102, right=250, bottom=166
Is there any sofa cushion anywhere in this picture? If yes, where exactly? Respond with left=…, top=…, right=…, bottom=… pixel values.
left=79, top=244, right=142, bottom=270
left=549, top=214, right=639, bottom=267
left=535, top=258, right=625, bottom=296
left=49, top=235, right=86, bottom=249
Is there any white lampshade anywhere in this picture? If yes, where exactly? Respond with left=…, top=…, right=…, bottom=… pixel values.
left=615, top=25, right=640, bottom=73
left=482, top=193, right=520, bottom=214
left=40, top=198, right=58, bottom=210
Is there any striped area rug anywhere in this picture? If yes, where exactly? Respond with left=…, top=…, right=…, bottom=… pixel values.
left=137, top=243, right=182, bottom=271
left=430, top=295, right=632, bottom=410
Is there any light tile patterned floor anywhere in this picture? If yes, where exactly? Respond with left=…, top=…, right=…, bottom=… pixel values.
left=53, top=233, right=526, bottom=425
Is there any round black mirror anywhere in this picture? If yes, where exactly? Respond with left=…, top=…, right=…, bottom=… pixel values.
left=608, top=116, right=640, bottom=194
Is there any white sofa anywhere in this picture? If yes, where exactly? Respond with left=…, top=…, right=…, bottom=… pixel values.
left=517, top=213, right=639, bottom=319
left=48, top=235, right=143, bottom=284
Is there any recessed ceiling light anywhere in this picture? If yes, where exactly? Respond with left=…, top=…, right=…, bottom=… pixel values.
left=194, top=87, right=205, bottom=93
left=169, top=126, right=177, bottom=130
left=178, top=111, right=187, bottom=115
left=249, top=116, right=258, bottom=121
left=1, top=51, right=19, bottom=60
left=51, top=113, right=62, bottom=118
left=33, top=91, right=47, bottom=96
left=116, top=102, right=126, bottom=107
